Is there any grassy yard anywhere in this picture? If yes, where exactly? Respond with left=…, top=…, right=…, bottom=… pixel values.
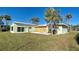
left=0, top=32, right=79, bottom=51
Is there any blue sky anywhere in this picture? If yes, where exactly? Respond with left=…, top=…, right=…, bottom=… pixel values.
left=0, top=7, right=79, bottom=25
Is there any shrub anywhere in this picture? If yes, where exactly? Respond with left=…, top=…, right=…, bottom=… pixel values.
left=6, top=25, right=10, bottom=31
left=75, top=33, right=79, bottom=45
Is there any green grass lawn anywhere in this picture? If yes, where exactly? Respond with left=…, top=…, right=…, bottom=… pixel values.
left=0, top=32, right=79, bottom=51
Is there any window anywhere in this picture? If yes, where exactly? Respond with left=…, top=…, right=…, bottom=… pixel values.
left=17, top=27, right=21, bottom=32
left=17, top=27, right=24, bottom=32
left=11, top=26, right=13, bottom=31
left=22, top=27, right=24, bottom=32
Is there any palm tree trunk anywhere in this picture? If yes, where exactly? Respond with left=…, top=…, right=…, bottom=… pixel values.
left=6, top=20, right=8, bottom=31
left=0, top=20, right=2, bottom=31
left=50, top=21, right=57, bottom=35
left=53, top=22, right=56, bottom=34
left=50, top=21, right=53, bottom=34
left=66, top=19, right=70, bottom=32
left=68, top=20, right=70, bottom=32
left=0, top=25, right=1, bottom=31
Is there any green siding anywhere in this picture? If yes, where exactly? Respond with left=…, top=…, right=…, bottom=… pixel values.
left=25, top=27, right=29, bottom=32
left=12, top=23, right=36, bottom=33
left=13, top=24, right=17, bottom=33
left=28, top=27, right=35, bottom=32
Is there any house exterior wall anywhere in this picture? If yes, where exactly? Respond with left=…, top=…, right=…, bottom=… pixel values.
left=57, top=26, right=68, bottom=34
left=28, top=27, right=35, bottom=32
left=35, top=26, right=48, bottom=33
left=10, top=23, right=36, bottom=33
left=14, top=24, right=18, bottom=33
left=15, top=26, right=35, bottom=33
left=48, top=25, right=68, bottom=34
left=57, top=26, right=63, bottom=34
left=24, top=27, right=29, bottom=32
left=10, top=24, right=17, bottom=33
left=62, top=28, right=68, bottom=34
left=10, top=23, right=68, bottom=34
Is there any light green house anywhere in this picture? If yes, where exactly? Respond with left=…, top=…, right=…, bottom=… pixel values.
left=10, top=22, right=68, bottom=35
left=10, top=22, right=36, bottom=33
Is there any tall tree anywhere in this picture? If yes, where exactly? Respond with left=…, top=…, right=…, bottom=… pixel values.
left=0, top=16, right=3, bottom=25
left=66, top=13, right=72, bottom=25
left=66, top=13, right=72, bottom=32
left=4, top=15, right=11, bottom=26
left=4, top=15, right=11, bottom=30
left=27, top=17, right=39, bottom=32
left=45, top=8, right=62, bottom=34
left=0, top=16, right=3, bottom=31
left=31, top=17, right=39, bottom=24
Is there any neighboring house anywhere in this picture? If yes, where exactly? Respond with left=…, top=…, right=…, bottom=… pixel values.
left=1, top=25, right=7, bottom=31
left=10, top=22, right=68, bottom=34
left=48, top=23, right=68, bottom=34
left=0, top=21, right=7, bottom=31
left=72, top=25, right=79, bottom=31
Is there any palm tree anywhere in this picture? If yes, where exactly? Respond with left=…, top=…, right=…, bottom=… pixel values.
left=4, top=15, right=11, bottom=25
left=45, top=8, right=62, bottom=34
left=0, top=16, right=3, bottom=25
left=27, top=17, right=39, bottom=32
left=66, top=13, right=72, bottom=25
left=66, top=13, right=72, bottom=32
left=4, top=15, right=11, bottom=30
left=31, top=17, right=39, bottom=25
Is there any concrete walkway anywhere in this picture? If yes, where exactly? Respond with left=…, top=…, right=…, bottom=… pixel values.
left=31, top=32, right=70, bottom=36
left=31, top=32, right=51, bottom=35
